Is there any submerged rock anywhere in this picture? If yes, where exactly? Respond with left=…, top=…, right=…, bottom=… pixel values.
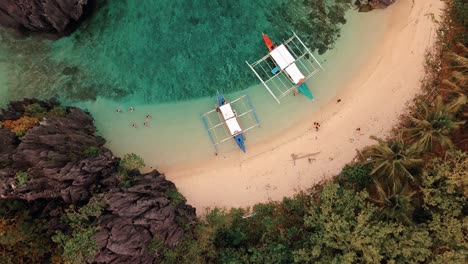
left=0, top=0, right=91, bottom=35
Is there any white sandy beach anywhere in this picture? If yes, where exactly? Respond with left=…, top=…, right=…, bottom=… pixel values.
left=163, top=0, right=444, bottom=212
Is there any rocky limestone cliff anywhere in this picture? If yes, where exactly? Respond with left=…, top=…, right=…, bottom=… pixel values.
left=0, top=99, right=196, bottom=263
left=0, top=98, right=118, bottom=203
left=0, top=0, right=91, bottom=35
left=95, top=172, right=196, bottom=263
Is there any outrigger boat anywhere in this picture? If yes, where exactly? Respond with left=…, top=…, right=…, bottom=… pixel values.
left=216, top=91, right=246, bottom=152
left=201, top=91, right=260, bottom=153
left=262, top=33, right=312, bottom=98
left=246, top=31, right=324, bottom=104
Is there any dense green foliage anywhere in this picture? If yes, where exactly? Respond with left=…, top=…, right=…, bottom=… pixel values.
left=156, top=150, right=466, bottom=263
left=25, top=103, right=67, bottom=119
left=52, top=200, right=105, bottom=264
left=0, top=201, right=52, bottom=263
left=277, top=0, right=354, bottom=54
left=14, top=171, right=29, bottom=186
left=335, top=162, right=373, bottom=190
left=119, top=153, right=146, bottom=173
left=83, top=146, right=101, bottom=157
left=453, top=0, right=468, bottom=26
left=166, top=188, right=188, bottom=207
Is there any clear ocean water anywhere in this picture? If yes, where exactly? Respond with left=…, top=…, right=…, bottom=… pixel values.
left=0, top=0, right=350, bottom=103
left=0, top=0, right=390, bottom=168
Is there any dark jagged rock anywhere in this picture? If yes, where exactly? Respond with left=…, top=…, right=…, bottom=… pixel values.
left=0, top=100, right=119, bottom=203
left=0, top=99, right=197, bottom=262
left=0, top=0, right=90, bottom=35
left=0, top=98, right=58, bottom=120
left=357, top=0, right=396, bottom=12
left=95, top=172, right=196, bottom=263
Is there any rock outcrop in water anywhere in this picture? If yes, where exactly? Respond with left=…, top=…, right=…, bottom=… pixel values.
left=0, top=0, right=90, bottom=35
left=357, top=0, right=396, bottom=12
left=0, top=99, right=196, bottom=263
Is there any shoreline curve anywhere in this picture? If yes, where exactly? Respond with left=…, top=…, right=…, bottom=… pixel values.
left=163, top=0, right=444, bottom=213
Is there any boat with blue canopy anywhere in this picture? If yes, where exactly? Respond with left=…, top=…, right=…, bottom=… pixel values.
left=201, top=91, right=260, bottom=153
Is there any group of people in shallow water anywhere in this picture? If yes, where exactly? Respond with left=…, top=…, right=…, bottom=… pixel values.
left=115, top=107, right=152, bottom=128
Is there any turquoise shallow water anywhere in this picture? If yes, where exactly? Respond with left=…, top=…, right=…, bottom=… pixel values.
left=71, top=10, right=390, bottom=168
left=0, top=1, right=390, bottom=168
left=0, top=0, right=352, bottom=103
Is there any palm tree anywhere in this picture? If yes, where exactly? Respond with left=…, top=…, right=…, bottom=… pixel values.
left=405, top=96, right=466, bottom=151
left=441, top=72, right=466, bottom=95
left=362, top=134, right=423, bottom=184
left=442, top=43, right=467, bottom=94
left=445, top=51, right=468, bottom=69
left=371, top=179, right=416, bottom=225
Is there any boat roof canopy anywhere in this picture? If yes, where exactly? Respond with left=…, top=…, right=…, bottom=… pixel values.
left=219, top=103, right=235, bottom=119
left=201, top=94, right=260, bottom=153
left=285, top=64, right=304, bottom=85
left=269, top=44, right=295, bottom=70
left=225, top=118, right=242, bottom=135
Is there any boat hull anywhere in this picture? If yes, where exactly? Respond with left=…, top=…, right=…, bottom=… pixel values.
left=298, top=83, right=314, bottom=100
left=217, top=90, right=226, bottom=106
left=234, top=133, right=246, bottom=153
left=262, top=33, right=276, bottom=51
left=217, top=90, right=247, bottom=153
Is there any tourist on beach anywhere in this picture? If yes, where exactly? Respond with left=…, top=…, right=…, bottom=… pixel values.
left=116, top=108, right=122, bottom=113
left=337, top=99, right=341, bottom=103
left=132, top=122, right=136, bottom=128
left=144, top=122, right=148, bottom=127
left=130, top=107, right=134, bottom=112
left=146, top=114, right=151, bottom=120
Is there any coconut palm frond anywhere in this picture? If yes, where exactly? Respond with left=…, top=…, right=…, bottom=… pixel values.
left=364, top=134, right=422, bottom=184
left=455, top=42, right=468, bottom=55
left=441, top=79, right=463, bottom=94
left=451, top=71, right=466, bottom=87
left=444, top=51, right=468, bottom=68
left=371, top=179, right=416, bottom=225
left=446, top=95, right=467, bottom=114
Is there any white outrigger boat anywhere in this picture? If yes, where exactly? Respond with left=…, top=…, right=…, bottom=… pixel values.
left=246, top=31, right=324, bottom=104
left=201, top=91, right=260, bottom=153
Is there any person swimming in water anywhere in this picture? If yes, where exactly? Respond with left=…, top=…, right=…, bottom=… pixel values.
left=144, top=122, right=148, bottom=127
left=146, top=114, right=151, bottom=120
left=132, top=122, right=136, bottom=128
left=116, top=108, right=122, bottom=113
left=130, top=107, right=134, bottom=112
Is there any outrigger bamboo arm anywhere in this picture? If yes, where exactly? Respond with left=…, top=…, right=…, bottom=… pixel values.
left=246, top=61, right=281, bottom=104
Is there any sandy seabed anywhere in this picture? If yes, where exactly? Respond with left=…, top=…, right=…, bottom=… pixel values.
left=163, top=0, right=444, bottom=213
